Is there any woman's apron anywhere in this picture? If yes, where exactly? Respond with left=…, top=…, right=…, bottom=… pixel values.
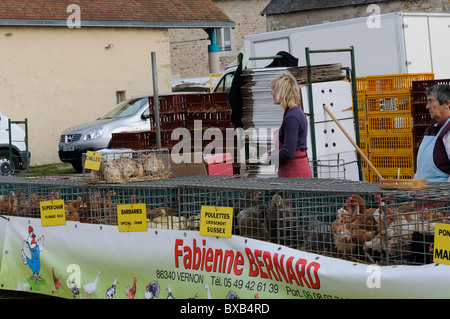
left=276, top=142, right=312, bottom=178
left=416, top=118, right=450, bottom=182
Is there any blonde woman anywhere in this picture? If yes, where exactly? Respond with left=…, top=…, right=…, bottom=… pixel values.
left=265, top=71, right=311, bottom=178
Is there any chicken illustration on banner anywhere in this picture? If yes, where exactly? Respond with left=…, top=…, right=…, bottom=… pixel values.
left=21, top=226, right=45, bottom=283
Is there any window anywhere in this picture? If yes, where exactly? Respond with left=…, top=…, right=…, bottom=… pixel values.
left=213, top=71, right=235, bottom=93
left=116, top=91, right=126, bottom=104
left=101, top=98, right=148, bottom=119
left=215, top=28, right=232, bottom=52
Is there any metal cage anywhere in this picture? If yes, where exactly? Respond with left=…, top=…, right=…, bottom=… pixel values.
left=0, top=175, right=449, bottom=266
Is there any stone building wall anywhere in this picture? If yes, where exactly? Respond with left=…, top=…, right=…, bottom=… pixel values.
left=265, top=0, right=450, bottom=31
left=169, top=0, right=270, bottom=80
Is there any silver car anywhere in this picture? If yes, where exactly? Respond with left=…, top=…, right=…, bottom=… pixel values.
left=59, top=96, right=152, bottom=172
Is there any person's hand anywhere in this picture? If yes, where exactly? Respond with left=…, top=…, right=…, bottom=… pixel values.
left=260, top=151, right=271, bottom=164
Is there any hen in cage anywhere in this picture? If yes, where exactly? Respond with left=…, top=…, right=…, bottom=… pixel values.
left=236, top=193, right=290, bottom=243
left=331, top=194, right=382, bottom=256
left=329, top=193, right=450, bottom=265
left=85, top=150, right=169, bottom=183
left=267, top=194, right=299, bottom=247
left=147, top=206, right=187, bottom=230
left=0, top=190, right=64, bottom=218
left=365, top=196, right=449, bottom=264
left=307, top=217, right=332, bottom=252
left=236, top=200, right=270, bottom=240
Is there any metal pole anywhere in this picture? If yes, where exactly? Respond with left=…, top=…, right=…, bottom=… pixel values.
left=24, top=118, right=29, bottom=174
left=8, top=119, right=12, bottom=174
left=305, top=47, right=318, bottom=178
left=151, top=52, right=161, bottom=149
left=349, top=46, right=363, bottom=181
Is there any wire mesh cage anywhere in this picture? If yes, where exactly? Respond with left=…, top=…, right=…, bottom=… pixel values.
left=377, top=190, right=450, bottom=265
left=1, top=175, right=449, bottom=266
left=174, top=177, right=450, bottom=266
left=0, top=176, right=85, bottom=220
left=82, top=182, right=176, bottom=227
left=82, top=148, right=170, bottom=184
left=175, top=177, right=381, bottom=255
left=0, top=176, right=177, bottom=227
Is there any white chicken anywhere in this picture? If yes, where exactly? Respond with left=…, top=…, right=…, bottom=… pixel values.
left=102, top=160, right=122, bottom=183
left=83, top=270, right=101, bottom=299
left=148, top=214, right=187, bottom=230
left=117, top=157, right=135, bottom=179
left=363, top=205, right=440, bottom=260
left=166, top=284, right=175, bottom=299
left=204, top=283, right=212, bottom=299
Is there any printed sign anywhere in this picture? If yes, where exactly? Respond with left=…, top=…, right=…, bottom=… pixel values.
left=40, top=200, right=66, bottom=226
left=209, top=72, right=222, bottom=92
left=4, top=216, right=450, bottom=299
left=434, top=223, right=450, bottom=265
left=84, top=151, right=102, bottom=171
left=117, top=203, right=147, bottom=232
left=199, top=206, right=233, bottom=238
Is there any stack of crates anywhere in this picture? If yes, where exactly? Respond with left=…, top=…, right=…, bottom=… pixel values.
left=411, top=78, right=450, bottom=171
left=111, top=92, right=233, bottom=150
left=355, top=77, right=369, bottom=179
left=356, top=73, right=434, bottom=182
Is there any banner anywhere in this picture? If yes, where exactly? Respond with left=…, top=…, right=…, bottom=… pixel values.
left=0, top=216, right=450, bottom=299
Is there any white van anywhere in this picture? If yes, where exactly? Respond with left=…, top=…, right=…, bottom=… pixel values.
left=0, top=112, right=29, bottom=174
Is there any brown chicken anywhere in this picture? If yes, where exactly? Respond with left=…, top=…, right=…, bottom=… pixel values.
left=52, top=267, right=61, bottom=293
left=332, top=207, right=357, bottom=254
left=65, top=196, right=83, bottom=222
left=333, top=195, right=382, bottom=254
left=126, top=277, right=137, bottom=299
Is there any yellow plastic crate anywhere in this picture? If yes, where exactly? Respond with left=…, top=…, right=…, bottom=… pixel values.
left=366, top=93, right=411, bottom=114
left=358, top=115, right=368, bottom=133
left=355, top=93, right=366, bottom=115
left=365, top=73, right=434, bottom=95
left=355, top=77, right=367, bottom=94
left=367, top=113, right=413, bottom=134
left=369, top=169, right=415, bottom=183
left=359, top=133, right=369, bottom=152
left=368, top=133, right=414, bottom=153
left=369, top=152, right=414, bottom=171
left=362, top=167, right=370, bottom=182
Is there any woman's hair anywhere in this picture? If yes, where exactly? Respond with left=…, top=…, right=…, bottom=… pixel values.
left=427, top=84, right=450, bottom=105
left=270, top=71, right=301, bottom=110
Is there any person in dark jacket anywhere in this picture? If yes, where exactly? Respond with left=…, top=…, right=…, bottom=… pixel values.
left=263, top=71, right=311, bottom=178
left=415, top=84, right=450, bottom=182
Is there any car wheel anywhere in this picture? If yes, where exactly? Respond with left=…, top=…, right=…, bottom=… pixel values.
left=0, top=150, right=20, bottom=175
left=71, top=160, right=83, bottom=173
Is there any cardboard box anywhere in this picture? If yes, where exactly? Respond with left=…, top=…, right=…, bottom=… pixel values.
left=206, top=162, right=233, bottom=175
left=204, top=152, right=233, bottom=175
left=170, top=152, right=207, bottom=177
left=203, top=152, right=232, bottom=165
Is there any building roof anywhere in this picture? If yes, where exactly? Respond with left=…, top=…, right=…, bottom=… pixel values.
left=0, top=0, right=235, bottom=28
left=261, top=0, right=393, bottom=15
